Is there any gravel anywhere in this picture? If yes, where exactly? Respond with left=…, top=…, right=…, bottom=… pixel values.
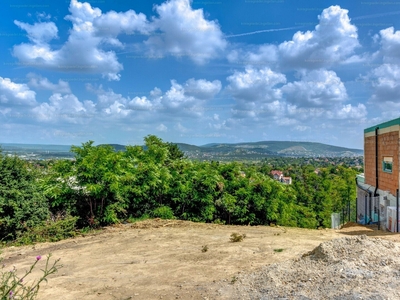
left=219, top=235, right=400, bottom=300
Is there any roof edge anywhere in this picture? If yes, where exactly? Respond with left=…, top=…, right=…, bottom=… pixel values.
left=364, top=117, right=400, bottom=134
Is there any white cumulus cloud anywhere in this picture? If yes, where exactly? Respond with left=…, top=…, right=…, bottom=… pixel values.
left=12, top=0, right=227, bottom=81
left=183, top=78, right=221, bottom=100
left=14, top=20, right=58, bottom=44
left=145, top=0, right=226, bottom=64
left=282, top=69, right=347, bottom=108
left=0, top=77, right=37, bottom=106
left=229, top=6, right=360, bottom=70
left=32, top=93, right=95, bottom=123
left=12, top=0, right=151, bottom=81
left=226, top=67, right=286, bottom=102
left=27, top=73, right=71, bottom=94
left=379, top=27, right=400, bottom=63
left=279, top=6, right=359, bottom=69
left=326, top=104, right=367, bottom=119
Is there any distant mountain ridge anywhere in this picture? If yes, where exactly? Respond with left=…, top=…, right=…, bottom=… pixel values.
left=0, top=141, right=363, bottom=160
left=101, top=141, right=363, bottom=159
left=184, top=141, right=362, bottom=158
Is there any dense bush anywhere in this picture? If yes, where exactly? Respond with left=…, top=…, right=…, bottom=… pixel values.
left=50, top=137, right=355, bottom=229
left=0, top=136, right=359, bottom=242
left=14, top=216, right=78, bottom=245
left=151, top=206, right=175, bottom=219
left=0, top=155, right=49, bottom=241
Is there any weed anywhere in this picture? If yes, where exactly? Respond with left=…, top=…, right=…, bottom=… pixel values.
left=201, top=245, right=208, bottom=253
left=0, top=253, right=62, bottom=299
left=231, top=276, right=238, bottom=284
left=274, top=248, right=284, bottom=252
left=230, top=233, right=246, bottom=243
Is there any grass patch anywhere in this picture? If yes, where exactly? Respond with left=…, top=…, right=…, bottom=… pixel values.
left=126, top=214, right=150, bottom=224
left=230, top=233, right=246, bottom=243
left=201, top=245, right=209, bottom=253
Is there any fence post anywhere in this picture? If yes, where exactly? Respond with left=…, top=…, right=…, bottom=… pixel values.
left=348, top=200, right=350, bottom=222
left=342, top=208, right=345, bottom=226
left=369, top=195, right=372, bottom=225
left=365, top=194, right=368, bottom=225
left=378, top=207, right=380, bottom=230
left=355, top=197, right=358, bottom=223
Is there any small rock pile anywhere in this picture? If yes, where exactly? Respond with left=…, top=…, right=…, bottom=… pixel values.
left=225, top=235, right=400, bottom=299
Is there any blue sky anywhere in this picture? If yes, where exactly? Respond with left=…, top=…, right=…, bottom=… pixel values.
left=1, top=0, right=400, bottom=149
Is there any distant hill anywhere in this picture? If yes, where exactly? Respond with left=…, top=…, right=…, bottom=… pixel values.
left=104, top=141, right=363, bottom=159
left=209, top=141, right=363, bottom=156
left=0, top=141, right=363, bottom=160
left=199, top=141, right=362, bottom=159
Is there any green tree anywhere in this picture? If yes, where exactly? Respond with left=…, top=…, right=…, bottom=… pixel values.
left=67, top=142, right=127, bottom=226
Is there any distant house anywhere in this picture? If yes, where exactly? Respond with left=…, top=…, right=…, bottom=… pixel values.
left=281, top=176, right=292, bottom=185
left=271, top=170, right=292, bottom=184
left=271, top=170, right=283, bottom=181
left=356, top=117, right=400, bottom=231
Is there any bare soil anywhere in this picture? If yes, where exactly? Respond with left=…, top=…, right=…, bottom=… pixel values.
left=2, top=219, right=400, bottom=300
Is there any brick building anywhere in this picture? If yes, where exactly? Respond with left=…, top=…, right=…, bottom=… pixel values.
left=356, top=117, right=400, bottom=231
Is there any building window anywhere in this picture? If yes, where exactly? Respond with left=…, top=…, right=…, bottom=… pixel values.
left=383, top=157, right=393, bottom=173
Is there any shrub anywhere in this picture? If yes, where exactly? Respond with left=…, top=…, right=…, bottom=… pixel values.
left=14, top=216, right=78, bottom=245
left=230, top=233, right=246, bottom=242
left=0, top=155, right=49, bottom=241
left=151, top=206, right=175, bottom=220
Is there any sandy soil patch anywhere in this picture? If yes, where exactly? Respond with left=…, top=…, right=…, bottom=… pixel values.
left=1, top=220, right=399, bottom=300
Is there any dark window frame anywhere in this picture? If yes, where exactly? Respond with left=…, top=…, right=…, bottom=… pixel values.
left=382, top=160, right=393, bottom=173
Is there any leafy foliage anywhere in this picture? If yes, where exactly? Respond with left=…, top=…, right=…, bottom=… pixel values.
left=14, top=216, right=78, bottom=245
left=0, top=135, right=359, bottom=243
left=151, top=206, right=175, bottom=220
left=0, top=155, right=49, bottom=241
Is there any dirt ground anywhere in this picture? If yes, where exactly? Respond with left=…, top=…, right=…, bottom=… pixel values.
left=2, top=219, right=400, bottom=300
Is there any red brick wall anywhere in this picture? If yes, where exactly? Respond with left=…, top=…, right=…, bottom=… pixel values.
left=364, top=131, right=399, bottom=195
left=364, top=135, right=375, bottom=187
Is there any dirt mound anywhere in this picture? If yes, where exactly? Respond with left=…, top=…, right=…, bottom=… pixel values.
left=305, top=235, right=396, bottom=263
left=221, top=235, right=400, bottom=299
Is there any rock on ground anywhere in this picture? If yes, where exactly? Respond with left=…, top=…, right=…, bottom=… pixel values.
left=216, top=235, right=400, bottom=300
